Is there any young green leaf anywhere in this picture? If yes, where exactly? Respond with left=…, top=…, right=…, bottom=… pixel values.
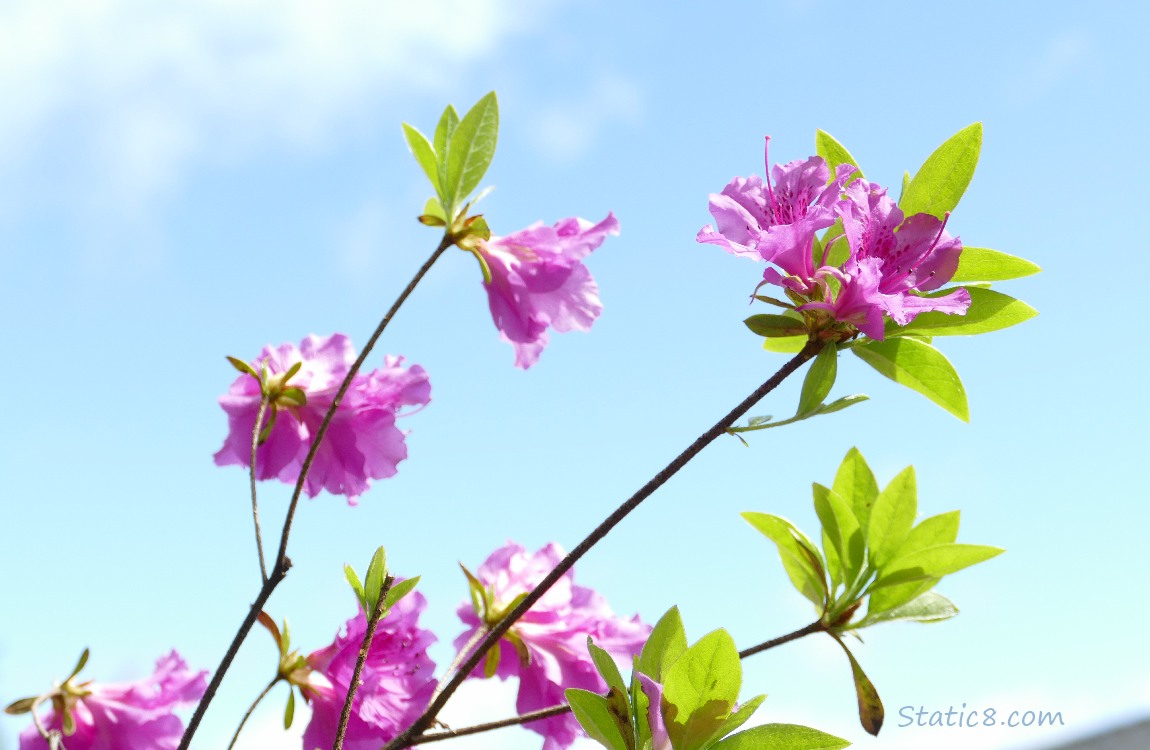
left=860, top=591, right=959, bottom=627
left=384, top=576, right=421, bottom=611
left=638, top=607, right=689, bottom=683
left=852, top=337, right=969, bottom=421
left=743, top=513, right=828, bottom=609
left=588, top=637, right=628, bottom=696
left=631, top=669, right=653, bottom=750
left=433, top=104, right=460, bottom=200
left=951, top=247, right=1041, bottom=282
left=900, top=123, right=983, bottom=219
left=867, top=466, right=917, bottom=571
left=402, top=123, right=439, bottom=191
left=797, top=345, right=837, bottom=416
left=812, top=484, right=864, bottom=587
left=864, top=577, right=939, bottom=620
left=344, top=564, right=367, bottom=612
left=567, top=688, right=630, bottom=750
left=885, top=287, right=1038, bottom=338
left=663, top=629, right=742, bottom=750
left=832, top=447, right=879, bottom=533
left=363, top=546, right=388, bottom=613
left=745, top=314, right=809, bottom=338
left=284, top=689, right=296, bottom=729
left=713, top=694, right=766, bottom=742
left=763, top=335, right=807, bottom=354
left=871, top=544, right=1004, bottom=589
left=815, top=130, right=864, bottom=181
left=445, top=92, right=499, bottom=215
left=900, top=510, right=960, bottom=554
left=710, top=723, right=851, bottom=750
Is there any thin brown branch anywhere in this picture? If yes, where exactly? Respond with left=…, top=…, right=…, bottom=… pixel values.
left=226, top=676, right=280, bottom=750
left=381, top=340, right=824, bottom=750
left=250, top=395, right=270, bottom=583
left=334, top=576, right=395, bottom=750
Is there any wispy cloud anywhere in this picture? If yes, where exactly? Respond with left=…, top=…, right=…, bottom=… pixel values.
left=0, top=0, right=557, bottom=215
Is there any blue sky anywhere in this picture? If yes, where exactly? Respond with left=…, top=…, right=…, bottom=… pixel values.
left=1, top=1, right=1146, bottom=749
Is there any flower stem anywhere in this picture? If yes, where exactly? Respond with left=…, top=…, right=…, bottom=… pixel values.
left=178, top=235, right=454, bottom=750
left=410, top=618, right=828, bottom=745
left=226, top=676, right=280, bottom=750
left=333, top=575, right=394, bottom=750
left=382, top=340, right=824, bottom=750
left=429, top=625, right=490, bottom=706
left=250, top=395, right=270, bottom=583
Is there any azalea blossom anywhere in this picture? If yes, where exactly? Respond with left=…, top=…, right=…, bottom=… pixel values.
left=18, top=651, right=206, bottom=750
left=475, top=213, right=619, bottom=368
left=698, top=138, right=970, bottom=340
left=454, top=542, right=649, bottom=750
left=696, top=136, right=855, bottom=276
left=300, top=589, right=437, bottom=750
left=213, top=333, right=430, bottom=502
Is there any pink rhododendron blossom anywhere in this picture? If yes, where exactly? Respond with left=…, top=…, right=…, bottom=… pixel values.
left=213, top=333, right=430, bottom=502
left=476, top=213, right=619, bottom=368
left=301, top=589, right=437, bottom=750
left=696, top=136, right=855, bottom=275
left=455, top=542, right=649, bottom=750
left=18, top=651, right=206, bottom=750
left=698, top=138, right=970, bottom=340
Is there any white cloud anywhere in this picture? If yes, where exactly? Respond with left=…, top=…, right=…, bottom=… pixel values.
left=527, top=74, right=643, bottom=163
left=0, top=0, right=557, bottom=214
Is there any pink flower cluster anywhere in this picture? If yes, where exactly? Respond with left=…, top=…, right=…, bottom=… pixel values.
left=300, top=589, right=437, bottom=750
left=214, top=333, right=430, bottom=503
left=454, top=542, right=650, bottom=750
left=697, top=137, right=970, bottom=339
left=475, top=214, right=619, bottom=368
left=18, top=652, right=206, bottom=750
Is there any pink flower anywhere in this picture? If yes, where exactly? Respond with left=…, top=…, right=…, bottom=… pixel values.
left=301, top=590, right=437, bottom=750
left=477, top=214, right=619, bottom=368
left=213, top=333, right=430, bottom=503
left=455, top=542, right=649, bottom=750
left=18, top=651, right=206, bottom=750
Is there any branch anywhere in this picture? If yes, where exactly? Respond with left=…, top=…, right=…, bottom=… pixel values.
left=382, top=340, right=824, bottom=750
left=333, top=576, right=395, bottom=750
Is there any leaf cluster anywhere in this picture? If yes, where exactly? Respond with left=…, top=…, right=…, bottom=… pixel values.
left=568, top=608, right=850, bottom=750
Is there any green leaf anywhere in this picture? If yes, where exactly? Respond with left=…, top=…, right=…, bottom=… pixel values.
left=714, top=694, right=766, bottom=742
left=900, top=123, right=982, bottom=219
left=226, top=355, right=259, bottom=379
left=901, top=511, right=960, bottom=554
left=445, top=92, right=499, bottom=215
left=433, top=104, right=459, bottom=200
left=483, top=642, right=501, bottom=678
left=832, top=448, right=879, bottom=535
left=745, top=314, right=808, bottom=338
left=284, top=688, right=296, bottom=729
left=899, top=170, right=910, bottom=203
left=838, top=641, right=884, bottom=736
left=663, top=629, right=742, bottom=750
left=567, top=688, right=630, bottom=750
left=69, top=648, right=90, bottom=680
left=817, top=394, right=868, bottom=415
left=886, top=287, right=1038, bottom=338
left=951, top=247, right=1041, bottom=282
left=872, top=544, right=1004, bottom=589
left=631, top=667, right=653, bottom=750
left=816, top=130, right=864, bottom=181
left=867, top=466, right=917, bottom=571
left=364, top=546, right=388, bottom=613
left=344, top=564, right=366, bottom=611
left=864, top=578, right=939, bottom=621
left=763, top=335, right=807, bottom=354
left=4, top=697, right=37, bottom=715
left=459, top=563, right=490, bottom=618
left=852, top=338, right=969, bottom=421
left=861, top=591, right=959, bottom=627
left=710, top=723, right=852, bottom=750
left=813, top=484, right=864, bottom=589
left=743, top=513, right=828, bottom=609
left=384, top=576, right=420, bottom=611
left=588, top=637, right=627, bottom=696
left=638, top=606, right=689, bottom=683
left=797, top=345, right=837, bottom=416
left=402, top=123, right=439, bottom=190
